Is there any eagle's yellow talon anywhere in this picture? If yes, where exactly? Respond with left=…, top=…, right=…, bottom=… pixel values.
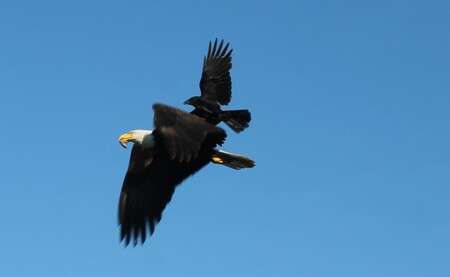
left=212, top=156, right=224, bottom=164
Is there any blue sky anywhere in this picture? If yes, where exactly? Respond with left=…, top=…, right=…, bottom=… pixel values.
left=1, top=0, right=449, bottom=276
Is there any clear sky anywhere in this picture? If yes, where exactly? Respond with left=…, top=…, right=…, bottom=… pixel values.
left=1, top=1, right=449, bottom=276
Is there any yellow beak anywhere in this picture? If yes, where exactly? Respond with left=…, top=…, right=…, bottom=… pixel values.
left=118, top=133, right=133, bottom=148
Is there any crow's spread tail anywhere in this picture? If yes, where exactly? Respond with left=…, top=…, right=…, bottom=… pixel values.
left=211, top=149, right=255, bottom=170
left=220, top=109, right=251, bottom=133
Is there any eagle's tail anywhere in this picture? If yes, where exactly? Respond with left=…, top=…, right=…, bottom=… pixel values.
left=211, top=149, right=255, bottom=170
left=219, top=109, right=251, bottom=133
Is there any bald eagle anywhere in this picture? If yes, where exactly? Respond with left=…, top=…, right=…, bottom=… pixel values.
left=118, top=104, right=253, bottom=246
left=184, top=39, right=251, bottom=133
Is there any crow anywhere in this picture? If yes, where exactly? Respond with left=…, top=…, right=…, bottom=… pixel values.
left=184, top=39, right=251, bottom=133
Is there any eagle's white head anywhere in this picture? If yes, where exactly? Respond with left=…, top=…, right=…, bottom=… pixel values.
left=118, top=130, right=154, bottom=149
